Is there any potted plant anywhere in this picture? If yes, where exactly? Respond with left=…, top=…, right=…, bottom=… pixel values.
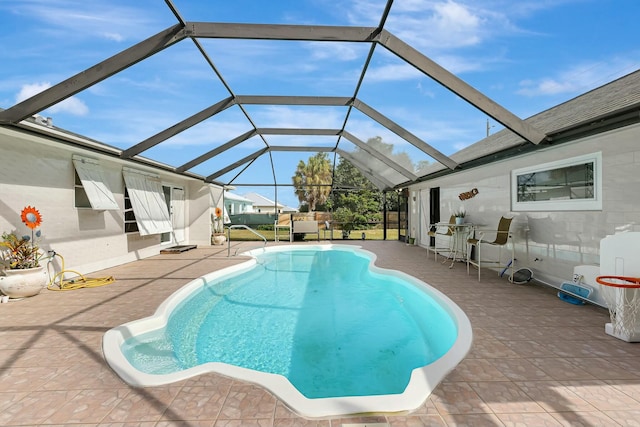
left=453, top=207, right=466, bottom=225
left=0, top=206, right=48, bottom=299
left=211, top=207, right=226, bottom=245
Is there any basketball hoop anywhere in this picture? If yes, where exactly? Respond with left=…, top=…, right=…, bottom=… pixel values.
left=596, top=276, right=640, bottom=288
left=596, top=276, right=640, bottom=339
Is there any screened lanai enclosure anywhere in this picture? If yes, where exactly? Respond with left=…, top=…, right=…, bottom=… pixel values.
left=0, top=0, right=548, bottom=213
left=2, top=0, right=640, bottom=378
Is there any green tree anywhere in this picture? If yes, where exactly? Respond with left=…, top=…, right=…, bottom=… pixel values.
left=332, top=153, right=383, bottom=225
left=415, top=160, right=431, bottom=176
left=291, top=152, right=332, bottom=211
left=365, top=136, right=415, bottom=173
left=331, top=136, right=411, bottom=219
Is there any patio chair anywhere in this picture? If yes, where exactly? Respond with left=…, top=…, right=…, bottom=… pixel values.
left=427, top=215, right=455, bottom=261
left=291, top=220, right=320, bottom=241
left=467, top=216, right=514, bottom=281
left=274, top=214, right=292, bottom=242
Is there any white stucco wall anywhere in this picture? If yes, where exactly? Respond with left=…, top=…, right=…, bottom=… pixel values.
left=0, top=126, right=221, bottom=275
left=409, top=123, right=640, bottom=292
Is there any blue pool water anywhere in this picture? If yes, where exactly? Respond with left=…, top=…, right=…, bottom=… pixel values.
left=121, top=247, right=458, bottom=399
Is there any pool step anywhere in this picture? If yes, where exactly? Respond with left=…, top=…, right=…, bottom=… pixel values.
left=160, top=244, right=197, bottom=254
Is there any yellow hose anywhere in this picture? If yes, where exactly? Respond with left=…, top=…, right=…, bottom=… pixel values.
left=47, top=252, right=115, bottom=291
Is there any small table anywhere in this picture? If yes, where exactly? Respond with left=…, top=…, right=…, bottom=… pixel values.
left=442, top=222, right=475, bottom=268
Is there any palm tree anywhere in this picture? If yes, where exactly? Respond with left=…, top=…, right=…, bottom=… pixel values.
left=292, top=152, right=332, bottom=211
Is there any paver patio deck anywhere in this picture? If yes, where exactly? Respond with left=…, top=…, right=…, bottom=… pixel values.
left=1, top=240, right=639, bottom=426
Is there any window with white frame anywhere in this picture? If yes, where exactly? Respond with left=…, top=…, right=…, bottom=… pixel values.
left=122, top=168, right=172, bottom=235
left=72, top=155, right=119, bottom=210
left=123, top=187, right=139, bottom=233
left=511, top=152, right=602, bottom=211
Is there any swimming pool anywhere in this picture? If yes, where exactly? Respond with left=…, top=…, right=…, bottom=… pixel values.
left=103, top=244, right=472, bottom=418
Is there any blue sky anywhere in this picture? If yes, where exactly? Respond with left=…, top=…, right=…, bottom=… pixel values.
left=1, top=0, right=639, bottom=209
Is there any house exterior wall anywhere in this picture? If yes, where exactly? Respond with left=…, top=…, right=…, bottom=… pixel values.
left=188, top=181, right=219, bottom=246
left=252, top=204, right=279, bottom=214
left=226, top=199, right=252, bottom=215
left=409, top=123, right=640, bottom=296
left=0, top=126, right=220, bottom=275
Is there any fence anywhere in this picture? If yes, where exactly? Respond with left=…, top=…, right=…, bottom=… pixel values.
left=226, top=211, right=400, bottom=241
left=229, top=212, right=399, bottom=228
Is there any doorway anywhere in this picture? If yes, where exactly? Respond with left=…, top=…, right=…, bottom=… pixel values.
left=161, top=185, right=185, bottom=244
left=429, top=187, right=440, bottom=247
left=398, top=188, right=409, bottom=242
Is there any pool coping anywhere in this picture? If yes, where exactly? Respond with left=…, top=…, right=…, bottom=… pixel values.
left=102, top=244, right=473, bottom=419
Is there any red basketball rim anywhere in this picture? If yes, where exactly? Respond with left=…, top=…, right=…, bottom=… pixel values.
left=596, top=276, right=640, bottom=288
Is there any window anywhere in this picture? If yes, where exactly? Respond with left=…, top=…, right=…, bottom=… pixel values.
left=72, top=155, right=118, bottom=210
left=160, top=185, right=172, bottom=243
left=74, top=170, right=91, bottom=208
left=123, top=188, right=139, bottom=233
left=511, top=152, right=602, bottom=211
left=122, top=168, right=172, bottom=235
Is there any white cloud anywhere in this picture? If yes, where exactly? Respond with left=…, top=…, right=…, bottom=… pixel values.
left=343, top=0, right=388, bottom=25
left=16, top=82, right=89, bottom=116
left=253, top=106, right=346, bottom=130
left=517, top=57, right=640, bottom=97
left=365, top=63, right=424, bottom=82
left=382, top=1, right=487, bottom=50
left=165, top=120, right=255, bottom=147
left=4, top=1, right=158, bottom=42
left=341, top=1, right=524, bottom=82
left=426, top=1, right=482, bottom=45
left=430, top=54, right=487, bottom=74
left=16, top=82, right=51, bottom=103
left=363, top=51, right=486, bottom=84
left=102, top=32, right=125, bottom=42
left=382, top=0, right=549, bottom=46
left=307, top=42, right=364, bottom=62
left=47, top=97, right=89, bottom=116
left=416, top=81, right=436, bottom=98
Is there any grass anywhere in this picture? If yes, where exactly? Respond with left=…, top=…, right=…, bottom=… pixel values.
left=225, top=228, right=400, bottom=241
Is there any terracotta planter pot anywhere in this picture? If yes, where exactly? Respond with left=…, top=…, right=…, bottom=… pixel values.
left=0, top=266, right=48, bottom=299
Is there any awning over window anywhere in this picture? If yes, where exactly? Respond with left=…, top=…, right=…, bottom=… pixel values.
left=122, top=167, right=172, bottom=236
left=72, top=155, right=119, bottom=210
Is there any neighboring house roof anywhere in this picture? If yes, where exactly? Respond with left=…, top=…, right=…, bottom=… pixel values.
left=243, top=192, right=283, bottom=207
left=224, top=191, right=253, bottom=203
left=420, top=69, right=640, bottom=177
